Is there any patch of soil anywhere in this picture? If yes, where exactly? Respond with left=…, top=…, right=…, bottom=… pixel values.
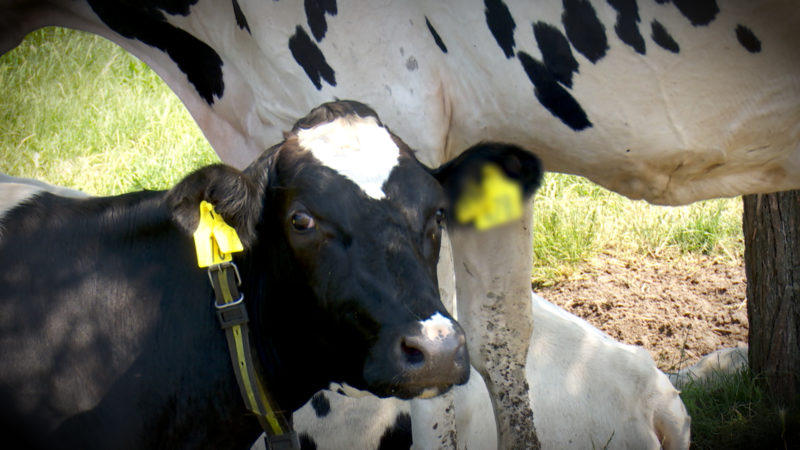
left=537, top=251, right=748, bottom=372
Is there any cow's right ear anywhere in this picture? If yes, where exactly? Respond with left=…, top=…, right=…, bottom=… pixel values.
left=166, top=164, right=262, bottom=248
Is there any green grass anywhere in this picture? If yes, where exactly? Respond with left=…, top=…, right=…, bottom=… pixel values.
left=679, top=368, right=799, bottom=449
left=531, top=173, right=743, bottom=286
left=0, top=27, right=217, bottom=195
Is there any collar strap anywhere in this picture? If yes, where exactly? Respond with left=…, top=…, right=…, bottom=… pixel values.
left=195, top=202, right=298, bottom=449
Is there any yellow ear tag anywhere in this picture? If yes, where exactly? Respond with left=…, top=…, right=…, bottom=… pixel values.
left=193, top=200, right=244, bottom=267
left=455, top=164, right=523, bottom=230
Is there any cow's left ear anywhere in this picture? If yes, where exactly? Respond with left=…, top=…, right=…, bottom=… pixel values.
left=166, top=164, right=262, bottom=248
left=431, top=143, right=543, bottom=229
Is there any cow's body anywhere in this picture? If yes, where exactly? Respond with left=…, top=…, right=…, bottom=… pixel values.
left=3, top=1, right=796, bottom=204
left=292, top=292, right=690, bottom=450
left=0, top=101, right=545, bottom=449
left=3, top=0, right=798, bottom=446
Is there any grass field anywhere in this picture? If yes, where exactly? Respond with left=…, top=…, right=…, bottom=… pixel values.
left=2, top=27, right=766, bottom=446
left=0, top=27, right=218, bottom=195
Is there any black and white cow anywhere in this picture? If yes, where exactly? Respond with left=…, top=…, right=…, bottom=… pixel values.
left=0, top=101, right=542, bottom=449
left=3, top=1, right=799, bottom=446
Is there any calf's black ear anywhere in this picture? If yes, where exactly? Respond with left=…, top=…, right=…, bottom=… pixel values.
left=166, top=164, right=262, bottom=248
left=431, top=143, right=543, bottom=229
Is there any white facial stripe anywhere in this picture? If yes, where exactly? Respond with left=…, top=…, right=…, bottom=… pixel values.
left=296, top=116, right=400, bottom=200
left=420, top=312, right=455, bottom=341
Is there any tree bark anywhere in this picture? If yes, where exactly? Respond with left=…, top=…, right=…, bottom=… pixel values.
left=742, top=190, right=800, bottom=403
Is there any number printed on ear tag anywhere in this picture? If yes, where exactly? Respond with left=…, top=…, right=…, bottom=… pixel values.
left=455, top=164, right=523, bottom=230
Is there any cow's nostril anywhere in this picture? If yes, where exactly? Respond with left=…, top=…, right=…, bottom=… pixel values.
left=401, top=339, right=425, bottom=365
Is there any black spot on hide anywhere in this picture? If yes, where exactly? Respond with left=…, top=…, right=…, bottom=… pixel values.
left=289, top=26, right=337, bottom=90
left=305, top=0, right=338, bottom=42
left=310, top=392, right=331, bottom=418
left=425, top=17, right=448, bottom=53
left=561, top=0, right=608, bottom=63
left=484, top=0, right=516, bottom=58
left=533, top=21, right=578, bottom=88
left=518, top=51, right=592, bottom=131
left=232, top=0, right=251, bottom=33
left=608, top=0, right=646, bottom=54
left=735, top=25, right=761, bottom=53
left=651, top=20, right=680, bottom=53
left=672, top=0, right=719, bottom=26
left=86, top=0, right=224, bottom=104
left=377, top=412, right=412, bottom=450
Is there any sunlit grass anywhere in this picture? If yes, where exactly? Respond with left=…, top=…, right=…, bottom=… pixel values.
left=531, top=173, right=743, bottom=286
left=0, top=27, right=217, bottom=195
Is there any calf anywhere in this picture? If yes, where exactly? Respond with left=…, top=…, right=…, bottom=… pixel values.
left=0, top=100, right=542, bottom=449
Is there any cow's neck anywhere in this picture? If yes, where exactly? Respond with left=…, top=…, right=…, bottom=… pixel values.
left=238, top=246, right=344, bottom=414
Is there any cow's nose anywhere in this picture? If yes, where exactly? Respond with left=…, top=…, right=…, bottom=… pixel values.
left=397, top=313, right=470, bottom=395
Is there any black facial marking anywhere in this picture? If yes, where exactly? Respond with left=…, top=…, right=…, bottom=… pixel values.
left=651, top=20, right=680, bottom=53
left=299, top=433, right=318, bottom=450
left=484, top=0, right=516, bottom=58
left=232, top=0, right=251, bottom=33
left=735, top=25, right=762, bottom=53
left=86, top=0, right=224, bottom=105
left=425, top=17, right=448, bottom=53
left=672, top=0, right=719, bottom=26
left=377, top=412, right=412, bottom=450
left=655, top=0, right=670, bottom=3
left=305, top=0, right=338, bottom=42
left=533, top=22, right=578, bottom=88
left=518, top=51, right=592, bottom=131
left=289, top=26, right=337, bottom=90
left=608, top=0, right=646, bottom=55
left=562, top=0, right=608, bottom=63
left=310, top=392, right=331, bottom=418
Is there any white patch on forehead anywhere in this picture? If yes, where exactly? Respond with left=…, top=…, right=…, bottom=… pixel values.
left=419, top=312, right=455, bottom=341
left=296, top=116, right=400, bottom=200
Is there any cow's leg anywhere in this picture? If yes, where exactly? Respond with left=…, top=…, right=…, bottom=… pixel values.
left=449, top=198, right=540, bottom=449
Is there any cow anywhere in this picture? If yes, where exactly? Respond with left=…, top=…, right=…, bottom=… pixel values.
left=0, top=100, right=544, bottom=449
left=2, top=1, right=799, bottom=446
left=0, top=171, right=690, bottom=448
left=290, top=291, right=690, bottom=450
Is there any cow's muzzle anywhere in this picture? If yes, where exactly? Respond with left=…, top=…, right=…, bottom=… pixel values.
left=364, top=313, right=470, bottom=399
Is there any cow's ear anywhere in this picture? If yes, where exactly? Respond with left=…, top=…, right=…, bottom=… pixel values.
left=166, top=164, right=262, bottom=248
left=431, top=143, right=543, bottom=229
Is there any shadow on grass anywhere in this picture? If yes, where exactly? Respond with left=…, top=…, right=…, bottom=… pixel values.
left=680, top=368, right=799, bottom=449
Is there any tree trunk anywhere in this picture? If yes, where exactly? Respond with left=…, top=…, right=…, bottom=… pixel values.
left=742, top=190, right=800, bottom=403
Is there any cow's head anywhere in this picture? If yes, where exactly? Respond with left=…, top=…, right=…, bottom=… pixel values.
left=168, top=101, right=542, bottom=408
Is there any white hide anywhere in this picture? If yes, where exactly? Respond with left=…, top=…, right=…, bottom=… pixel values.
left=292, top=292, right=690, bottom=450
left=668, top=346, right=749, bottom=388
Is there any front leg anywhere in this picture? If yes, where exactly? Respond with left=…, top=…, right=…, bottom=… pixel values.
left=449, top=198, right=540, bottom=449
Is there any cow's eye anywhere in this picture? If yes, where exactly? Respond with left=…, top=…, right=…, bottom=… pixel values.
left=435, top=208, right=446, bottom=227
left=291, top=211, right=316, bottom=231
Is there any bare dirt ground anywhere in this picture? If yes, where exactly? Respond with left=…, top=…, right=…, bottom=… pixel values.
left=536, top=251, right=748, bottom=373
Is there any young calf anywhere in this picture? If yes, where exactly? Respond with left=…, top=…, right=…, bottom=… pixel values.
left=0, top=101, right=543, bottom=449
